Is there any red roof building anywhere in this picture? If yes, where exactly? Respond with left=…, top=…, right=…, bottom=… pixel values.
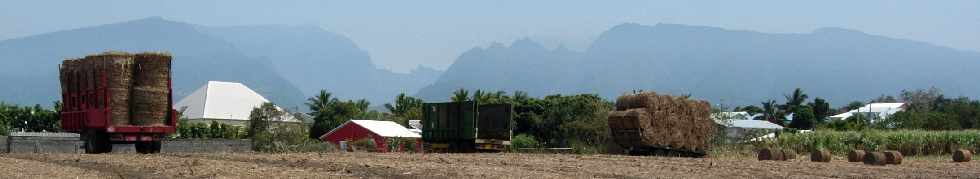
left=319, top=120, right=422, bottom=152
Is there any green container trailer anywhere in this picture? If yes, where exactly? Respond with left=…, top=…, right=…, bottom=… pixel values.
left=422, top=101, right=512, bottom=152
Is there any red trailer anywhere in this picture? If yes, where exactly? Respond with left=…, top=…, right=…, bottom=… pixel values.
left=59, top=54, right=177, bottom=154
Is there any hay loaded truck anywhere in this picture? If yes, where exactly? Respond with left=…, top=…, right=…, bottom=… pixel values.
left=422, top=101, right=512, bottom=152
left=59, top=52, right=175, bottom=154
left=608, top=92, right=716, bottom=157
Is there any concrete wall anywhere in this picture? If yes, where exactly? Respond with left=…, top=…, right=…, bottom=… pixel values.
left=2, top=135, right=252, bottom=153
left=162, top=139, right=252, bottom=153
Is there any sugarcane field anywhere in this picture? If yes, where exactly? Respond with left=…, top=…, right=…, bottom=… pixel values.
left=4, top=1, right=980, bottom=179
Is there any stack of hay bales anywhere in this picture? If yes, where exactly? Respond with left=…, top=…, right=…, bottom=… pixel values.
left=608, top=92, right=715, bottom=153
left=57, top=52, right=171, bottom=126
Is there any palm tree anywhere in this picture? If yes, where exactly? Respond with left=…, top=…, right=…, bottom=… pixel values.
left=306, top=90, right=335, bottom=114
left=761, top=99, right=784, bottom=126
left=513, top=91, right=530, bottom=103
left=385, top=93, right=423, bottom=116
left=451, top=88, right=470, bottom=102
left=354, top=99, right=370, bottom=113
left=783, top=88, right=809, bottom=111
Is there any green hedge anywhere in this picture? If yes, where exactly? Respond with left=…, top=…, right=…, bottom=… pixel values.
left=767, top=130, right=980, bottom=156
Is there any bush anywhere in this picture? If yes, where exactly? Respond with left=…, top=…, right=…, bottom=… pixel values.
left=385, top=138, right=418, bottom=153
left=510, top=134, right=540, bottom=150
left=253, top=123, right=333, bottom=153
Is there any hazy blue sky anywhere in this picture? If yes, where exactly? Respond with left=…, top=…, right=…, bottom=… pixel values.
left=2, top=0, right=977, bottom=72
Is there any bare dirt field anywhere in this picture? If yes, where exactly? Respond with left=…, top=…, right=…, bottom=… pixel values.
left=2, top=152, right=978, bottom=179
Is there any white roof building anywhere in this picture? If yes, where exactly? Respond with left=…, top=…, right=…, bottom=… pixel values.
left=712, top=111, right=762, bottom=126
left=325, top=120, right=422, bottom=138
left=407, top=120, right=422, bottom=134
left=830, top=103, right=905, bottom=122
left=727, top=120, right=784, bottom=129
left=174, top=81, right=298, bottom=123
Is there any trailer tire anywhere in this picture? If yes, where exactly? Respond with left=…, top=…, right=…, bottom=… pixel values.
left=135, top=141, right=162, bottom=154
left=84, top=130, right=112, bottom=154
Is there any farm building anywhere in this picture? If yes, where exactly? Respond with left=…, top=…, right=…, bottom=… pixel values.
left=829, top=103, right=905, bottom=122
left=713, top=113, right=783, bottom=143
left=174, top=81, right=300, bottom=126
left=319, top=120, right=421, bottom=152
left=407, top=120, right=422, bottom=134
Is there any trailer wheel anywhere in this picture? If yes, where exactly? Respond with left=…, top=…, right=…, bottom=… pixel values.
left=135, top=141, right=162, bottom=154
left=84, top=130, right=112, bottom=154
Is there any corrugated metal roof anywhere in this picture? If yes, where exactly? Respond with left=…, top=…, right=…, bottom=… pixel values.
left=830, top=103, right=905, bottom=120
left=174, top=81, right=298, bottom=122
left=729, top=120, right=783, bottom=129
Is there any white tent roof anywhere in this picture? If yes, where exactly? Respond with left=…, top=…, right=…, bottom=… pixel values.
left=174, top=81, right=297, bottom=122
left=326, top=120, right=421, bottom=138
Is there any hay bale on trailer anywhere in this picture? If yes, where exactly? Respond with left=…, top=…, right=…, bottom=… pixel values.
left=863, top=152, right=887, bottom=166
left=84, top=52, right=135, bottom=126
left=848, top=150, right=866, bottom=162
left=130, top=53, right=172, bottom=126
left=953, top=149, right=972, bottom=162
left=810, top=149, right=832, bottom=162
left=884, top=151, right=903, bottom=165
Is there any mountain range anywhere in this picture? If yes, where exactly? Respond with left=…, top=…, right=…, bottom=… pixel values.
left=418, top=23, right=980, bottom=106
left=3, top=18, right=978, bottom=108
left=0, top=17, right=440, bottom=109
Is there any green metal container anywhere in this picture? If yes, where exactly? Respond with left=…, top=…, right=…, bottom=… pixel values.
left=422, top=101, right=477, bottom=142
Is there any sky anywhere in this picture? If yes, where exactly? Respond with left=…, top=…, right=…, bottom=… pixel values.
left=2, top=0, right=978, bottom=73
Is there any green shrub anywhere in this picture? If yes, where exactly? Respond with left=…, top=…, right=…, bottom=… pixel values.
left=253, top=123, right=334, bottom=153
left=510, top=134, right=540, bottom=150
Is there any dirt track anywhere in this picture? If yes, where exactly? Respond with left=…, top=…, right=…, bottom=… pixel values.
left=2, top=152, right=978, bottom=178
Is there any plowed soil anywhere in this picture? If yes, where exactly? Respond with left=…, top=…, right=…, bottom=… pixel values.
left=2, top=152, right=978, bottom=178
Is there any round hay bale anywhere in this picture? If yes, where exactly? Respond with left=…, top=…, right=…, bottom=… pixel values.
left=758, top=148, right=775, bottom=161
left=771, top=150, right=786, bottom=161
left=953, top=149, right=972, bottom=162
left=782, top=149, right=797, bottom=160
left=884, top=151, right=903, bottom=165
left=131, top=53, right=172, bottom=126
left=863, top=152, right=887, bottom=166
left=810, top=149, right=832, bottom=162
left=848, top=150, right=866, bottom=162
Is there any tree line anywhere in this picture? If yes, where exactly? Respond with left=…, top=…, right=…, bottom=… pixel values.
left=731, top=87, right=980, bottom=131
left=293, top=88, right=613, bottom=153
left=0, top=102, right=61, bottom=135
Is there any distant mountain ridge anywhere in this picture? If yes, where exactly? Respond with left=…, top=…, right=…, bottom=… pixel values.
left=418, top=23, right=980, bottom=106
left=0, top=17, right=441, bottom=109
left=201, top=24, right=441, bottom=105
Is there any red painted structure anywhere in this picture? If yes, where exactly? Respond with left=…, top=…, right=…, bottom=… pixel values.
left=60, top=60, right=177, bottom=154
left=319, top=121, right=422, bottom=152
